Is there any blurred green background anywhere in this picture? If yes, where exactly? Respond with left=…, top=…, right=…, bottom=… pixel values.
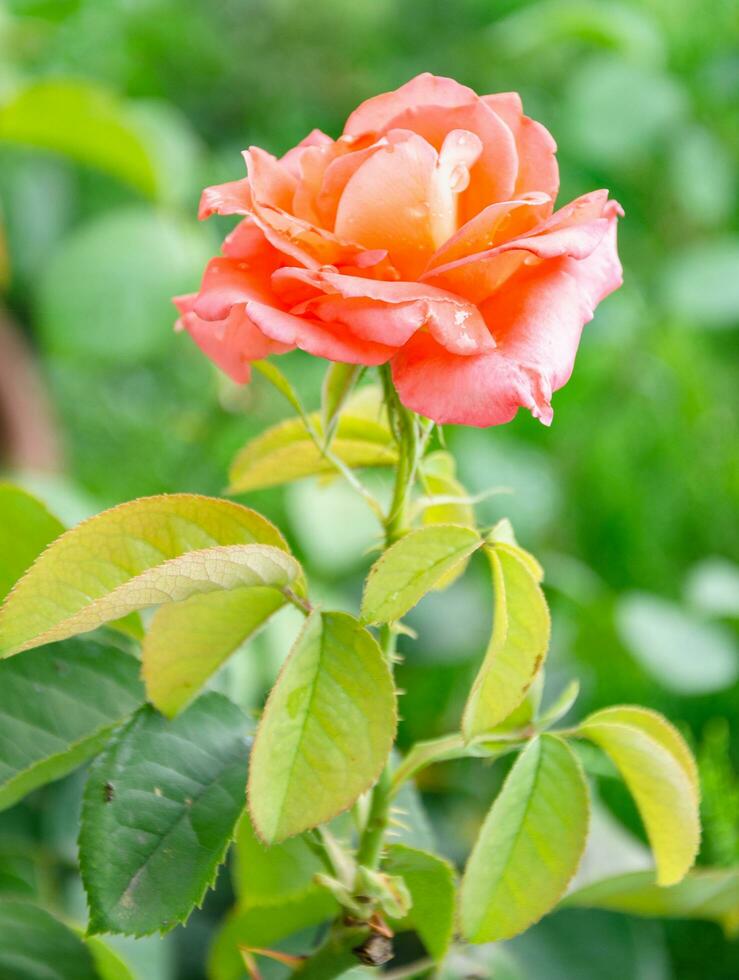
left=0, top=1, right=736, bottom=978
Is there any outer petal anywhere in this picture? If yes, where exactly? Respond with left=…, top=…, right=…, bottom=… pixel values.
left=244, top=147, right=297, bottom=211
left=273, top=267, right=494, bottom=354
left=251, top=202, right=395, bottom=273
left=391, top=333, right=528, bottom=426
left=174, top=296, right=291, bottom=383
left=425, top=193, right=551, bottom=271
left=198, top=178, right=252, bottom=219
left=484, top=92, right=559, bottom=217
left=344, top=72, right=477, bottom=136
left=392, top=213, right=623, bottom=426
left=424, top=192, right=621, bottom=304
left=291, top=295, right=424, bottom=348
left=221, top=218, right=278, bottom=260
left=192, top=256, right=279, bottom=321
left=244, top=302, right=395, bottom=365
left=423, top=249, right=527, bottom=305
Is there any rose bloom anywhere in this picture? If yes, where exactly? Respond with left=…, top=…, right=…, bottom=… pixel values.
left=176, top=73, right=622, bottom=426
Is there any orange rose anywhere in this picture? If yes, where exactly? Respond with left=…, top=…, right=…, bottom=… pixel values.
left=176, top=73, right=622, bottom=426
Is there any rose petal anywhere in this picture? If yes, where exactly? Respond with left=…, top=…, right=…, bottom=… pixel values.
left=221, top=218, right=276, bottom=259
left=383, top=101, right=518, bottom=221
left=175, top=300, right=291, bottom=384
left=315, top=138, right=387, bottom=229
left=344, top=72, right=477, bottom=137
left=244, top=147, right=297, bottom=211
left=245, top=301, right=396, bottom=365
left=193, top=257, right=279, bottom=321
left=274, top=267, right=494, bottom=354
left=425, top=193, right=551, bottom=271
left=335, top=131, right=447, bottom=279
left=423, top=249, right=528, bottom=305
left=198, top=178, right=252, bottom=220
left=392, top=333, right=529, bottom=426
left=291, top=142, right=338, bottom=225
left=392, top=213, right=622, bottom=426
left=484, top=92, right=559, bottom=218
left=280, top=128, right=334, bottom=178
left=294, top=295, right=425, bottom=348
left=424, top=191, right=621, bottom=304
left=251, top=201, right=389, bottom=272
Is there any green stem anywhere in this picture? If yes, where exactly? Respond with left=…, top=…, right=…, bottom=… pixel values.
left=355, top=753, right=393, bottom=871
left=353, top=375, right=419, bottom=875
left=381, top=365, right=420, bottom=544
left=296, top=369, right=424, bottom=975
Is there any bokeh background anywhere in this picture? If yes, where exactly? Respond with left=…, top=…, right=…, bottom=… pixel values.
left=0, top=1, right=737, bottom=978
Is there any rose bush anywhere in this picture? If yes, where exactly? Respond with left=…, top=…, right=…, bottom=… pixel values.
left=176, top=73, right=622, bottom=426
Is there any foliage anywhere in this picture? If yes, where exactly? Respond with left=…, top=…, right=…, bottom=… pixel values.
left=0, top=380, right=708, bottom=975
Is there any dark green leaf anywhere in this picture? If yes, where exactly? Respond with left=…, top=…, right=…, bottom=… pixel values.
left=0, top=638, right=143, bottom=811
left=233, top=811, right=325, bottom=905
left=0, top=899, right=98, bottom=980
left=80, top=693, right=251, bottom=936
left=84, top=936, right=136, bottom=980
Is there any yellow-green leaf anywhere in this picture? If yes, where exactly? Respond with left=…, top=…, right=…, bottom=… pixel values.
left=228, top=413, right=396, bottom=493
left=0, top=494, right=297, bottom=656
left=487, top=520, right=544, bottom=581
left=578, top=707, right=700, bottom=885
left=560, top=868, right=739, bottom=926
left=321, top=363, right=363, bottom=439
left=361, top=525, right=482, bottom=625
left=493, top=671, right=545, bottom=733
left=0, top=484, right=142, bottom=642
left=420, top=452, right=475, bottom=590
left=460, top=735, right=589, bottom=943
left=462, top=544, right=550, bottom=739
left=420, top=452, right=475, bottom=527
left=252, top=359, right=307, bottom=417
left=581, top=706, right=698, bottom=792
left=142, top=587, right=286, bottom=717
left=385, top=844, right=456, bottom=961
left=249, top=611, right=396, bottom=843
